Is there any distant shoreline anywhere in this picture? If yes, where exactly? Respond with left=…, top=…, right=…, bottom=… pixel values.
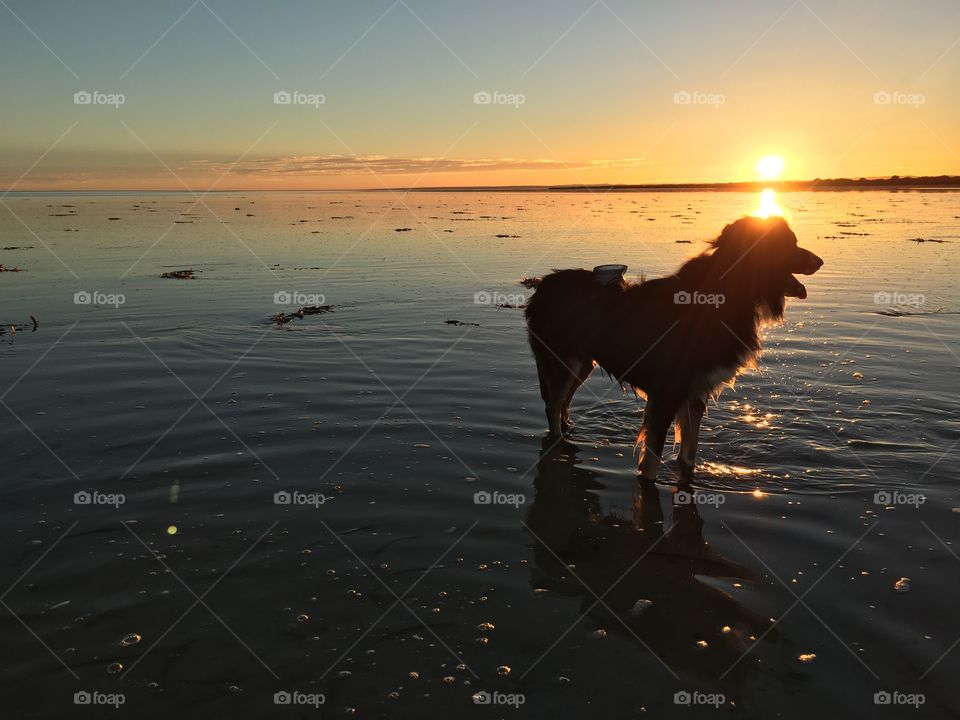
left=5, top=175, right=960, bottom=194
left=391, top=175, right=960, bottom=193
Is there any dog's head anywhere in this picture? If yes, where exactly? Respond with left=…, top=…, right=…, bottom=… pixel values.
left=708, top=216, right=822, bottom=318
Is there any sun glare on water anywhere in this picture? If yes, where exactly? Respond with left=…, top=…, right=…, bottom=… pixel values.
left=752, top=154, right=787, bottom=218
left=754, top=188, right=784, bottom=218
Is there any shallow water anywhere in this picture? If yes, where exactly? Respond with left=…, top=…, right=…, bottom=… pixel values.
left=1, top=190, right=958, bottom=718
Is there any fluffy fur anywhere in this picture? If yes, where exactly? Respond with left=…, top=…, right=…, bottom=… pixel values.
left=525, top=215, right=823, bottom=479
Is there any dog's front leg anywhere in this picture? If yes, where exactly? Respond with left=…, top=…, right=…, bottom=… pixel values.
left=637, top=398, right=673, bottom=481
left=675, top=398, right=706, bottom=471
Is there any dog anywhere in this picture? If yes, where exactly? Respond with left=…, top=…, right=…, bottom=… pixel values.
left=525, top=215, right=823, bottom=479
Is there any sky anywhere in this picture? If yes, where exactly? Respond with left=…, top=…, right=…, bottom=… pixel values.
left=1, top=0, right=958, bottom=190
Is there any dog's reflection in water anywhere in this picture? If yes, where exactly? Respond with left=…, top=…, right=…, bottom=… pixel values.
left=525, top=438, right=780, bottom=689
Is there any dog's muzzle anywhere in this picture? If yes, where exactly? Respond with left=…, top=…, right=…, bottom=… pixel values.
left=784, top=247, right=822, bottom=299
left=791, top=247, right=823, bottom=275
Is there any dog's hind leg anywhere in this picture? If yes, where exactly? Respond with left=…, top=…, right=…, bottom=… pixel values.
left=675, top=398, right=706, bottom=472
left=637, top=397, right=674, bottom=481
left=534, top=352, right=551, bottom=407
left=532, top=350, right=567, bottom=437
left=533, top=354, right=560, bottom=436
left=538, top=354, right=587, bottom=437
left=560, top=358, right=593, bottom=431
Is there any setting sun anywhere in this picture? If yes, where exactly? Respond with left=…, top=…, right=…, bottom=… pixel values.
left=756, top=155, right=786, bottom=180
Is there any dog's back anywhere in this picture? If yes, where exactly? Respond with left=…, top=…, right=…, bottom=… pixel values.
left=525, top=269, right=619, bottom=359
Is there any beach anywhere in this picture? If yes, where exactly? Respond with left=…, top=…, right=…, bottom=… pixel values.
left=1, top=189, right=958, bottom=717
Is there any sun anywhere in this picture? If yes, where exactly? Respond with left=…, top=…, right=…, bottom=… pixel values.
left=756, top=154, right=785, bottom=180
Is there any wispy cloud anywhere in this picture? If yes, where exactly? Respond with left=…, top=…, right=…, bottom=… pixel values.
left=189, top=155, right=652, bottom=177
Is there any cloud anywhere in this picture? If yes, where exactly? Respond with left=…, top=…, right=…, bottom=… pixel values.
left=189, top=155, right=652, bottom=177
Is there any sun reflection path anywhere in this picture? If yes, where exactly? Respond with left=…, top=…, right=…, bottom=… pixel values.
left=754, top=188, right=784, bottom=218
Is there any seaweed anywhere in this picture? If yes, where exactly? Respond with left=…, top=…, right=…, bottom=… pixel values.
left=1, top=315, right=39, bottom=339
left=273, top=305, right=335, bottom=325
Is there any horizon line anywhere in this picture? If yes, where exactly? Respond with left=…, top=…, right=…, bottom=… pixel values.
left=4, top=174, right=960, bottom=194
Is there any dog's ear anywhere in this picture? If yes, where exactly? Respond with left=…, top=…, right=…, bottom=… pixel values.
left=708, top=217, right=756, bottom=273
left=710, top=219, right=742, bottom=254
left=710, top=216, right=757, bottom=258
left=712, top=216, right=786, bottom=251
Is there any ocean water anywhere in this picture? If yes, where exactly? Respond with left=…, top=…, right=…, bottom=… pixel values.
left=0, top=189, right=957, bottom=718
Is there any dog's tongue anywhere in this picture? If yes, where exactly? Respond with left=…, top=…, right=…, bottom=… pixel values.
left=785, top=274, right=807, bottom=299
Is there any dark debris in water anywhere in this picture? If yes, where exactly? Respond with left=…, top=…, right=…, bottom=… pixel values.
left=519, top=276, right=541, bottom=289
left=273, top=305, right=335, bottom=326
left=909, top=237, right=948, bottom=243
left=444, top=319, right=479, bottom=326
left=1, top=315, right=39, bottom=338
left=874, top=307, right=954, bottom=317
left=160, top=269, right=197, bottom=279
